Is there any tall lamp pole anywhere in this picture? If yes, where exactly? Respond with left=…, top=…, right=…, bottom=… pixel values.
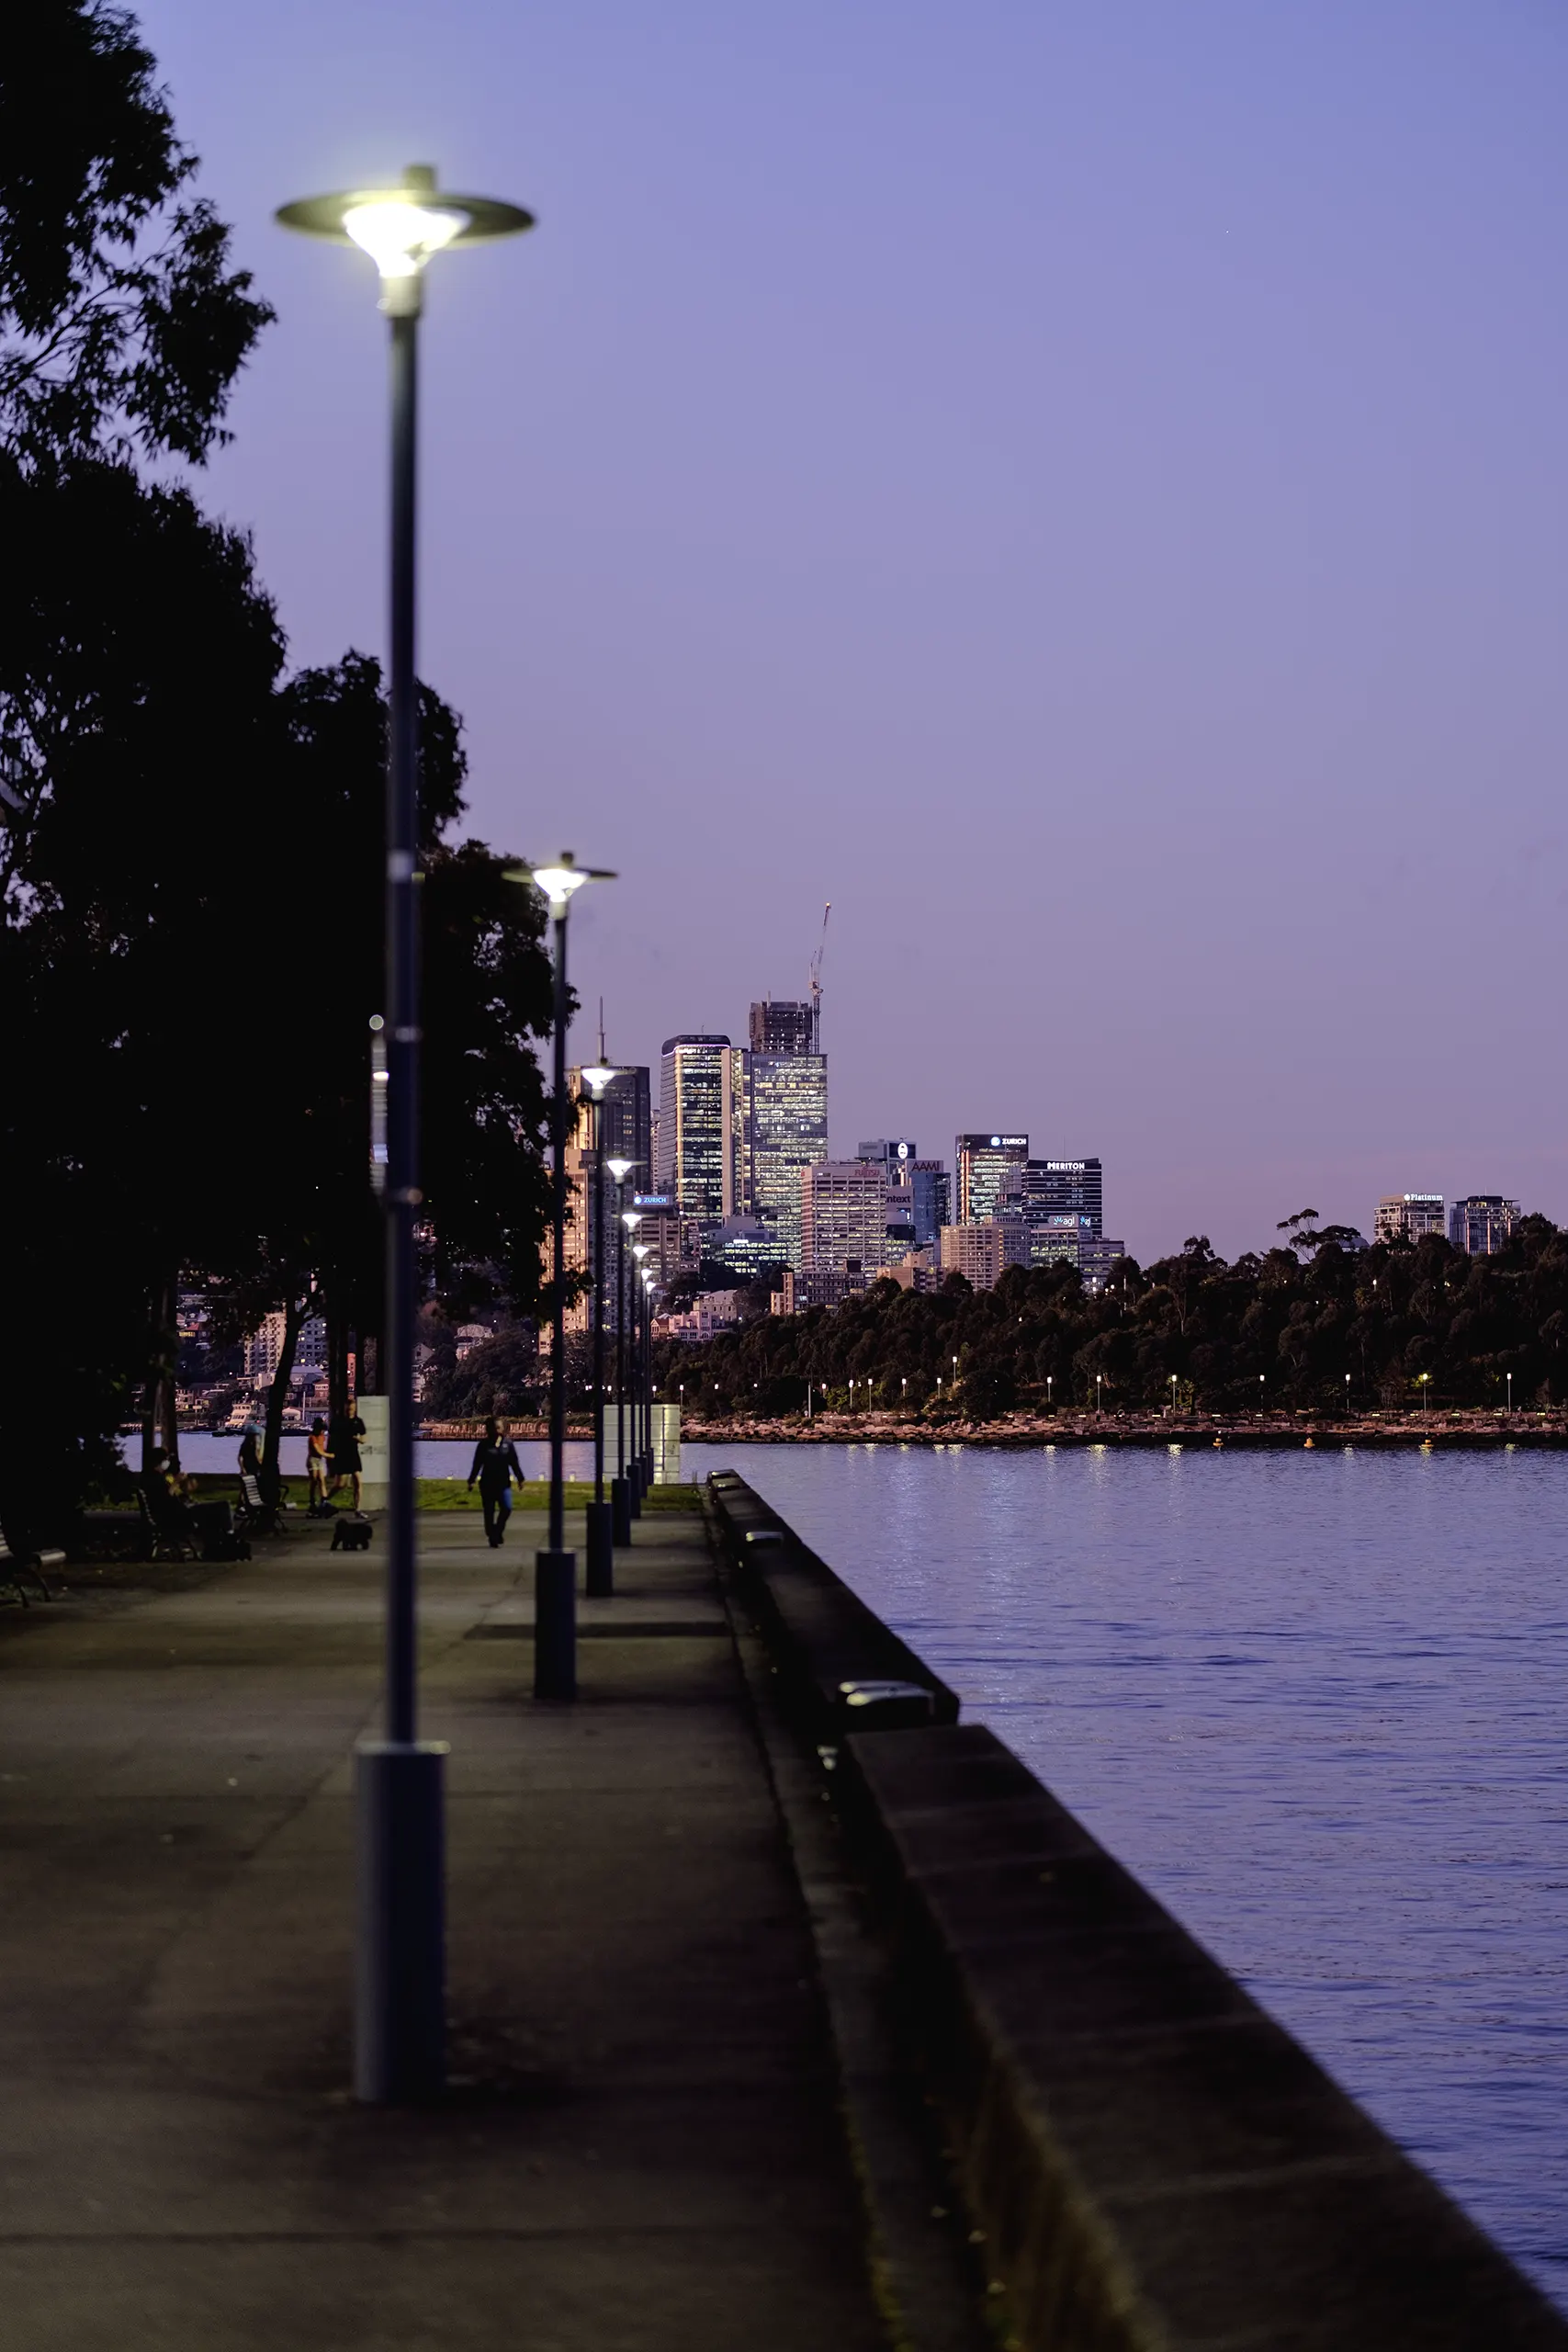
left=513, top=856, right=615, bottom=1701
left=605, top=1166, right=637, bottom=1543
left=623, top=1211, right=644, bottom=1521
left=578, top=1065, right=618, bottom=1597
left=632, top=1243, right=651, bottom=1492
left=277, top=164, right=532, bottom=2106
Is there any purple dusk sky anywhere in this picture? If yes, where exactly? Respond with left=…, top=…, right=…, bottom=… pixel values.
left=139, top=0, right=1567, bottom=1261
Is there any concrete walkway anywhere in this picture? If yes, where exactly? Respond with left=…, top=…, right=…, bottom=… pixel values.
left=0, top=1506, right=889, bottom=2350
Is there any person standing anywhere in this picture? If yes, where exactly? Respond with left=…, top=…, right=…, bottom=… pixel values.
left=467, top=1416, right=524, bottom=1547
left=306, top=1418, right=331, bottom=1515
left=328, top=1401, right=367, bottom=1511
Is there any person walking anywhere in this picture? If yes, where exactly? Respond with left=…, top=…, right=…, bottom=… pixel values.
left=328, top=1401, right=367, bottom=1511
left=467, top=1416, right=524, bottom=1547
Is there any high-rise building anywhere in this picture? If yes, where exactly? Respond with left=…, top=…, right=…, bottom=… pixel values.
left=749, top=999, right=816, bottom=1054
left=630, top=1193, right=697, bottom=1289
left=1021, top=1158, right=1102, bottom=1236
left=801, top=1161, right=894, bottom=1285
left=857, top=1138, right=918, bottom=1174
left=910, top=1160, right=950, bottom=1250
left=1450, top=1196, right=1519, bottom=1256
left=1373, top=1193, right=1444, bottom=1245
left=658, top=1036, right=744, bottom=1226
left=598, top=1066, right=651, bottom=1185
left=745, top=1052, right=828, bottom=1269
left=937, top=1220, right=1032, bottom=1291
left=955, top=1134, right=1028, bottom=1224
left=1028, top=1212, right=1097, bottom=1269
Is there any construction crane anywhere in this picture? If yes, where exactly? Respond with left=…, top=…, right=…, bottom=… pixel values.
left=808, top=902, right=830, bottom=1051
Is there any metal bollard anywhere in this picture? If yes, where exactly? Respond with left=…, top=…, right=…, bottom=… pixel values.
left=355, top=1740, right=447, bottom=2102
left=610, top=1475, right=632, bottom=1545
left=584, top=1499, right=614, bottom=1598
left=534, top=1547, right=577, bottom=1701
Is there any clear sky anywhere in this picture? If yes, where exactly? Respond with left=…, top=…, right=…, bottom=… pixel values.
left=137, top=0, right=1568, bottom=1261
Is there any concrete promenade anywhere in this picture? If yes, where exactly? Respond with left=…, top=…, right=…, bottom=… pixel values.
left=0, top=1505, right=892, bottom=2349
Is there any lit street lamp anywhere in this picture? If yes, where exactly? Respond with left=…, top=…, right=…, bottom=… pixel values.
left=578, top=1064, right=618, bottom=1598
left=515, top=856, right=615, bottom=1703
left=1507, top=1372, right=1514, bottom=1415
left=630, top=1242, right=650, bottom=1505
left=277, top=161, right=532, bottom=2107
left=606, top=1165, right=637, bottom=1541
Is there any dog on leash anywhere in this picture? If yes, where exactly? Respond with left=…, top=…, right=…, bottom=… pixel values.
left=330, top=1513, right=374, bottom=1553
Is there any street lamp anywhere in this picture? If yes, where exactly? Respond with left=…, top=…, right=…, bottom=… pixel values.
left=1096, top=1373, right=1104, bottom=1417
left=1420, top=1371, right=1431, bottom=1413
left=578, top=1063, right=618, bottom=1598
left=1168, top=1374, right=1178, bottom=1415
left=606, top=1167, right=637, bottom=1539
left=1507, top=1372, right=1514, bottom=1414
left=631, top=1244, right=651, bottom=1494
left=277, top=161, right=532, bottom=2108
left=515, top=855, right=615, bottom=1705
left=1344, top=1372, right=1351, bottom=1418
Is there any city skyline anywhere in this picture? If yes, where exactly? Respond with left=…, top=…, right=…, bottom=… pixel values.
left=133, top=0, right=1568, bottom=1265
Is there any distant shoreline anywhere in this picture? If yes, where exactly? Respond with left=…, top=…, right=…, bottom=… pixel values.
left=671, top=1412, right=1568, bottom=1450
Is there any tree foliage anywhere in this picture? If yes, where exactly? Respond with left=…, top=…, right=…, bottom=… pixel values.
left=660, top=1223, right=1568, bottom=1418
left=0, top=3, right=270, bottom=469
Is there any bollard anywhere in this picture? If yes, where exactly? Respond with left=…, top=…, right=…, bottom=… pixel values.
left=584, top=1499, right=614, bottom=1598
left=610, top=1475, right=632, bottom=1545
left=534, top=1548, right=577, bottom=1700
left=355, top=1741, right=447, bottom=2102
left=627, top=1460, right=643, bottom=1519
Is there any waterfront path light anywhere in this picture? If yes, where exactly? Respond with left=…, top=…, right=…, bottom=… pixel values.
left=578, top=1066, right=618, bottom=1596
left=276, top=161, right=533, bottom=2108
left=511, top=856, right=616, bottom=1699
left=606, top=1167, right=638, bottom=1539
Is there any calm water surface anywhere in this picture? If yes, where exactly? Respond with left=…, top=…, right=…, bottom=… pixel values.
left=175, top=1431, right=1566, bottom=2301
left=705, top=1441, right=1568, bottom=2311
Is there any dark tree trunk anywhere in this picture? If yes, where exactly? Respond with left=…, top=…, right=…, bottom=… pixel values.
left=260, top=1295, right=308, bottom=1509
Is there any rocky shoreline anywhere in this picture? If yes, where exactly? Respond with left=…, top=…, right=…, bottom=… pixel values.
left=677, top=1409, right=1568, bottom=1449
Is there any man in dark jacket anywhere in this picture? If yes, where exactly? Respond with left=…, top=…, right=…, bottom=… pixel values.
left=467, top=1417, right=524, bottom=1547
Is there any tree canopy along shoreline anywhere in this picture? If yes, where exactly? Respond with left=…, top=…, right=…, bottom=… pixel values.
left=656, top=1222, right=1568, bottom=1423
left=0, top=5, right=555, bottom=1544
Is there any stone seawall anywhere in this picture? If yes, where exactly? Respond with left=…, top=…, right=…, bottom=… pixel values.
left=708, top=1472, right=1568, bottom=2352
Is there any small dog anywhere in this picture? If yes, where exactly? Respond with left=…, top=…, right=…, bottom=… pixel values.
left=330, top=1513, right=374, bottom=1553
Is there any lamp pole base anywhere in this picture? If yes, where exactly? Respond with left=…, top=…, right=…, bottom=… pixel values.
left=584, top=1501, right=614, bottom=1597
left=535, top=1548, right=577, bottom=1700
left=611, top=1476, right=631, bottom=1545
left=355, top=1741, right=447, bottom=2103
left=627, top=1462, right=643, bottom=1519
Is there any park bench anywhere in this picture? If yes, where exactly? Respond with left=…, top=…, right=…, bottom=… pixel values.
left=235, top=1473, right=290, bottom=1540
left=0, top=1548, right=56, bottom=1607
left=136, top=1483, right=200, bottom=1564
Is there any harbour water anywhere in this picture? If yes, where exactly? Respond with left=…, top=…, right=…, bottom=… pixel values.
left=172, top=1430, right=1566, bottom=2303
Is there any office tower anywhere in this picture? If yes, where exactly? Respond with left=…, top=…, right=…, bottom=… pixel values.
left=856, top=1138, right=918, bottom=1173
left=955, top=1134, right=1028, bottom=1224
left=658, top=1036, right=744, bottom=1226
left=910, top=1161, right=950, bottom=1250
left=1021, top=1158, right=1102, bottom=1236
left=745, top=1052, right=829, bottom=1270
left=800, top=1161, right=894, bottom=1286
left=1373, top=1193, right=1444, bottom=1245
left=1449, top=1196, right=1519, bottom=1255
left=630, top=1193, right=697, bottom=1287
left=750, top=999, right=816, bottom=1054
left=598, top=1066, right=651, bottom=1185
left=1027, top=1212, right=1097, bottom=1270
left=937, top=1219, right=1032, bottom=1291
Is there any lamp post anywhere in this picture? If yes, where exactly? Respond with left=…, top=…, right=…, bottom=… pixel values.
left=641, top=1270, right=658, bottom=1477
left=513, top=856, right=615, bottom=1703
left=578, top=1064, right=618, bottom=1597
left=1420, top=1372, right=1431, bottom=1414
left=623, top=1216, right=645, bottom=1517
left=631, top=1243, right=650, bottom=1493
left=277, top=162, right=532, bottom=2107
left=605, top=1165, right=637, bottom=1540
left=1344, top=1372, right=1351, bottom=1419
left=1507, top=1372, right=1514, bottom=1415
left=1168, top=1374, right=1177, bottom=1416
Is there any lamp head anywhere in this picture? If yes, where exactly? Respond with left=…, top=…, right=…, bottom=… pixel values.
left=605, top=1157, right=637, bottom=1186
left=579, top=1063, right=617, bottom=1099
left=632, top=1243, right=650, bottom=1261
left=622, top=1210, right=641, bottom=1231
left=513, top=850, right=617, bottom=918
left=276, top=164, right=534, bottom=315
